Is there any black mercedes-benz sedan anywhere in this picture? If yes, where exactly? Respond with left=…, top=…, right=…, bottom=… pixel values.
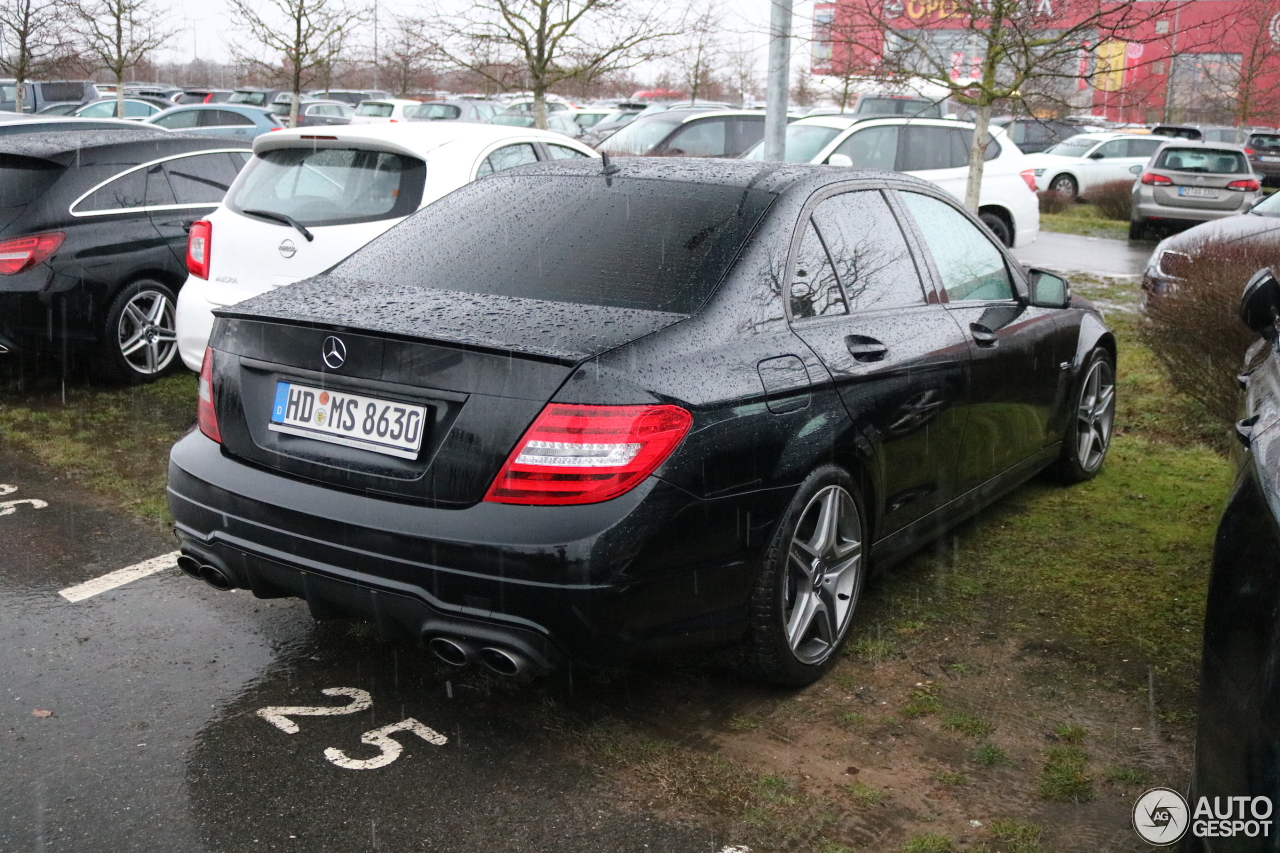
left=167, top=159, right=1116, bottom=684
left=1185, top=269, right=1280, bottom=851
left=0, top=129, right=250, bottom=381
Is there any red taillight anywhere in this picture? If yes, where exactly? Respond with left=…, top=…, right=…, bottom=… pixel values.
left=1019, top=169, right=1037, bottom=193
left=1245, top=148, right=1255, bottom=156
left=484, top=403, right=693, bottom=505
left=198, top=347, right=221, bottom=444
left=203, top=93, right=214, bottom=104
left=0, top=231, right=64, bottom=275
left=1228, top=178, right=1261, bottom=192
left=186, top=220, right=211, bottom=279
left=1141, top=172, right=1173, bottom=186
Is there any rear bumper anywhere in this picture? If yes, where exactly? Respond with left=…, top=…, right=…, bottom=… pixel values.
left=167, top=430, right=791, bottom=666
left=1133, top=195, right=1254, bottom=224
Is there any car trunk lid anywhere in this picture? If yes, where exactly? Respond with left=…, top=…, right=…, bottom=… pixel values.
left=208, top=274, right=686, bottom=506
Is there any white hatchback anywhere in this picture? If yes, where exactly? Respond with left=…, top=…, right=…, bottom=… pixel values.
left=1024, top=132, right=1168, bottom=199
left=175, top=122, right=599, bottom=371
left=744, top=116, right=1040, bottom=248
left=349, top=99, right=422, bottom=124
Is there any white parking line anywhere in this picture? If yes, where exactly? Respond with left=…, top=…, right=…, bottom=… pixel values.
left=59, top=551, right=181, bottom=603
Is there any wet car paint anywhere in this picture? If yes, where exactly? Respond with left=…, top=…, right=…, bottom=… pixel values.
left=167, top=159, right=1114, bottom=671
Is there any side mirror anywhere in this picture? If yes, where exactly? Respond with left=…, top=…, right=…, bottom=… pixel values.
left=1129, top=164, right=1143, bottom=175
left=827, top=153, right=853, bottom=168
left=1028, top=269, right=1070, bottom=309
left=1241, top=267, right=1280, bottom=340
left=1088, top=151, right=1105, bottom=160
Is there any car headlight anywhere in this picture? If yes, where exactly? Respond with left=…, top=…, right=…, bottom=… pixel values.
left=1155, top=250, right=1192, bottom=279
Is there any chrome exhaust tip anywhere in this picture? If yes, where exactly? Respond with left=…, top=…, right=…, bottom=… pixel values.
left=176, top=554, right=203, bottom=579
left=428, top=636, right=475, bottom=667
left=198, top=564, right=233, bottom=591
left=478, top=646, right=529, bottom=676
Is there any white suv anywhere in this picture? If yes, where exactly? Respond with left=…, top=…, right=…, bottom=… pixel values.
left=175, top=122, right=598, bottom=371
left=743, top=116, right=1040, bottom=248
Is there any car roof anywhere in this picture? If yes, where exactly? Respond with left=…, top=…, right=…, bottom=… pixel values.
left=359, top=98, right=421, bottom=107
left=791, top=115, right=983, bottom=131
left=498, top=156, right=942, bottom=199
left=253, top=121, right=591, bottom=158
left=0, top=129, right=244, bottom=162
left=1153, top=139, right=1248, bottom=152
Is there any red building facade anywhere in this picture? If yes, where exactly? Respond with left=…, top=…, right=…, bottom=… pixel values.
left=811, top=0, right=1280, bottom=126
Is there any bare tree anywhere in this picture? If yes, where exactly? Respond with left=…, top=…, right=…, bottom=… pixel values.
left=431, top=0, right=681, bottom=129
left=723, top=38, right=758, bottom=107
left=833, top=0, right=1209, bottom=212
left=790, top=66, right=815, bottom=107
left=1197, top=0, right=1280, bottom=138
left=382, top=14, right=435, bottom=97
left=672, top=3, right=722, bottom=105
left=226, top=0, right=363, bottom=127
left=0, top=0, right=68, bottom=112
left=73, top=0, right=172, bottom=117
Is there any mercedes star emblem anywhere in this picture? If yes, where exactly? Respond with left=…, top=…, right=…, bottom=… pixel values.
left=322, top=336, right=347, bottom=369
left=279, top=239, right=297, bottom=258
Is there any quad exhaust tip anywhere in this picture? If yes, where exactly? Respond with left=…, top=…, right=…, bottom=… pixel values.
left=479, top=646, right=530, bottom=677
left=178, top=553, right=234, bottom=590
left=428, top=636, right=475, bottom=667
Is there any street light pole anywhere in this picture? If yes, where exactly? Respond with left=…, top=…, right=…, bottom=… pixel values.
left=373, top=0, right=379, bottom=92
left=763, top=0, right=792, bottom=162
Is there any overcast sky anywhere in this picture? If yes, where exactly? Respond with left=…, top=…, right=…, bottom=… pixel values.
left=160, top=0, right=815, bottom=84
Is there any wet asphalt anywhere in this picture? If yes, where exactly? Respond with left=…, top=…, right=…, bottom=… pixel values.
left=0, top=447, right=727, bottom=853
left=1012, top=231, right=1153, bottom=278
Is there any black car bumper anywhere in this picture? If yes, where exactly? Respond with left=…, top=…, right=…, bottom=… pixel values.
left=167, top=430, right=793, bottom=667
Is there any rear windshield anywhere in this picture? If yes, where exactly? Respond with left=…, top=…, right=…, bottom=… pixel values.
left=333, top=175, right=776, bottom=314
left=1155, top=147, right=1250, bottom=174
left=227, top=147, right=426, bottom=227
left=228, top=90, right=269, bottom=107
left=414, top=103, right=460, bottom=120
left=356, top=102, right=393, bottom=117
left=1250, top=134, right=1280, bottom=151
left=854, top=97, right=940, bottom=118
left=596, top=114, right=686, bottom=156
left=0, top=154, right=63, bottom=207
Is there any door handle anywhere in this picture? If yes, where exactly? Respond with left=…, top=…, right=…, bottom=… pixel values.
left=846, top=335, right=888, bottom=362
left=970, top=323, right=998, bottom=347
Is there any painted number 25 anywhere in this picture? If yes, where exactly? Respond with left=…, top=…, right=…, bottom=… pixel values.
left=256, top=687, right=448, bottom=771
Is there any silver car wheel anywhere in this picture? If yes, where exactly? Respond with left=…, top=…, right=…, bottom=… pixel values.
left=117, top=289, right=177, bottom=375
left=783, top=484, right=863, bottom=665
left=1075, top=358, right=1116, bottom=473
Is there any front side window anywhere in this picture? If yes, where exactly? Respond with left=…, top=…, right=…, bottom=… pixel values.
left=548, top=144, right=588, bottom=160
left=812, top=191, right=924, bottom=312
left=124, top=101, right=158, bottom=118
left=661, top=119, right=728, bottom=157
left=790, top=220, right=846, bottom=319
left=476, top=143, right=538, bottom=177
left=228, top=147, right=426, bottom=226
left=77, top=101, right=114, bottom=118
left=153, top=110, right=199, bottom=129
left=831, top=125, right=898, bottom=170
left=596, top=114, right=685, bottom=156
left=1093, top=139, right=1127, bottom=159
left=201, top=110, right=255, bottom=127
left=900, top=192, right=1013, bottom=302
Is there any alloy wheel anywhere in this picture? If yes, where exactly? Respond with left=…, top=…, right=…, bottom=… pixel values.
left=1075, top=358, right=1116, bottom=473
left=117, top=289, right=177, bottom=375
left=783, top=485, right=863, bottom=665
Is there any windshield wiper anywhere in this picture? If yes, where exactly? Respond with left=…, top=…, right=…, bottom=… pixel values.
left=241, top=209, right=314, bottom=242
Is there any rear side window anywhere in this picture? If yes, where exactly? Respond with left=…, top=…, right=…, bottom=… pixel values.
left=1127, top=138, right=1163, bottom=157
left=40, top=82, right=89, bottom=102
left=900, top=192, right=1013, bottom=302
left=154, top=109, right=199, bottom=129
left=229, top=147, right=425, bottom=226
left=790, top=220, right=846, bottom=319
left=855, top=97, right=939, bottom=118
left=1156, top=147, right=1249, bottom=174
left=77, top=164, right=174, bottom=212
left=548, top=144, right=588, bottom=160
left=476, top=143, right=538, bottom=177
left=356, top=102, right=393, bottom=117
left=812, top=191, right=924, bottom=312
left=203, top=110, right=255, bottom=127
left=333, top=175, right=777, bottom=315
left=164, top=152, right=243, bottom=204
left=899, top=126, right=955, bottom=171
left=0, top=155, right=64, bottom=207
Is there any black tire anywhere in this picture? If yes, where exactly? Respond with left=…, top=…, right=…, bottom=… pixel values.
left=979, top=211, right=1013, bottom=247
left=736, top=465, right=867, bottom=686
left=1049, top=173, right=1078, bottom=200
left=1052, top=348, right=1116, bottom=483
left=1128, top=218, right=1148, bottom=241
left=95, top=279, right=180, bottom=384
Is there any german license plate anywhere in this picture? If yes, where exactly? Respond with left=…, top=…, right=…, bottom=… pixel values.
left=1261, top=156, right=1279, bottom=162
left=269, top=381, right=426, bottom=460
left=1178, top=186, right=1219, bottom=198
